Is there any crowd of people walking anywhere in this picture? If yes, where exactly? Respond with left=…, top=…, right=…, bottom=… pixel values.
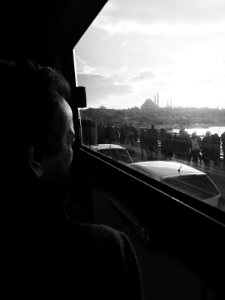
left=96, top=122, right=225, bottom=167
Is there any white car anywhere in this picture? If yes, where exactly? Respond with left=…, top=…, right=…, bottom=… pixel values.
left=128, top=160, right=222, bottom=208
left=90, top=144, right=133, bottom=164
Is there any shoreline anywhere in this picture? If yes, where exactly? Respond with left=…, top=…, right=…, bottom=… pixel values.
left=186, top=123, right=225, bottom=129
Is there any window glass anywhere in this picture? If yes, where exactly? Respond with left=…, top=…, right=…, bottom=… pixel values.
left=74, top=0, right=225, bottom=213
left=163, top=175, right=219, bottom=201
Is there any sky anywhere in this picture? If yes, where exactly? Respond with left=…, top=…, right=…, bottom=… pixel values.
left=74, top=0, right=225, bottom=109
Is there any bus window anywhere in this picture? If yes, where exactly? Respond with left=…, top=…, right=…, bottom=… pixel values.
left=74, top=0, right=225, bottom=213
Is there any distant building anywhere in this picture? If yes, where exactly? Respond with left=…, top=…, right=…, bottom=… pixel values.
left=153, top=93, right=160, bottom=106
left=140, top=98, right=160, bottom=111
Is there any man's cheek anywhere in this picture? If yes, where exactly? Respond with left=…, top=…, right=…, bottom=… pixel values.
left=61, top=148, right=73, bottom=172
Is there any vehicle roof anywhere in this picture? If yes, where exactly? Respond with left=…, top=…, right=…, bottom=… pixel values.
left=90, top=144, right=126, bottom=151
left=129, top=160, right=205, bottom=181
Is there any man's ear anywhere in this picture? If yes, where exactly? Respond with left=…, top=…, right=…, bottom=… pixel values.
left=28, top=145, right=44, bottom=178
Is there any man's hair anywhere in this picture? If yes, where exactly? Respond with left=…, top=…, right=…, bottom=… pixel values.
left=0, top=60, right=72, bottom=160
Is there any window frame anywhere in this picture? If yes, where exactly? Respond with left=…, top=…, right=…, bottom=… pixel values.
left=77, top=143, right=225, bottom=226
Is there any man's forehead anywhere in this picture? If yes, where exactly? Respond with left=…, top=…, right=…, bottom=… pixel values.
left=61, top=99, right=73, bottom=119
left=61, top=99, right=75, bottom=134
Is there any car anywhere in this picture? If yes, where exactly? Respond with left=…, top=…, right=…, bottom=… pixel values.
left=90, top=144, right=133, bottom=164
left=128, top=160, right=222, bottom=208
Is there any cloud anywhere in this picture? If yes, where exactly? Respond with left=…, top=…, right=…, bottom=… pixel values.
left=75, top=55, right=96, bottom=74
left=130, top=70, right=155, bottom=82
left=77, top=73, right=133, bottom=106
left=94, top=21, right=225, bottom=36
left=199, top=74, right=225, bottom=84
left=93, top=0, right=225, bottom=36
left=75, top=0, right=225, bottom=109
left=95, top=0, right=225, bottom=24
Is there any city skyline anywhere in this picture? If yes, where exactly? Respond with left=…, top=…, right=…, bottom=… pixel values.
left=75, top=0, right=225, bottom=109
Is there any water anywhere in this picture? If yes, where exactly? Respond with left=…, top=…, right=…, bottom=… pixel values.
left=172, top=126, right=225, bottom=137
